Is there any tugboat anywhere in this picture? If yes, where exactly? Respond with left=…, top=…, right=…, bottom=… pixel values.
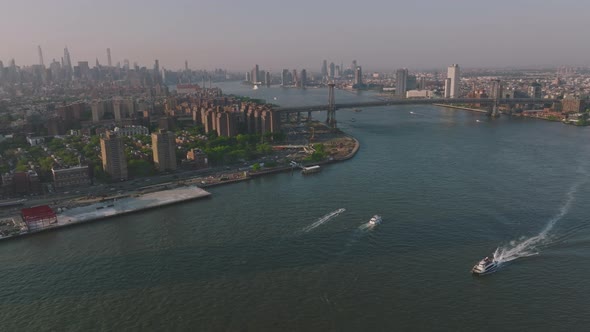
left=369, top=215, right=382, bottom=225
left=471, top=255, right=499, bottom=276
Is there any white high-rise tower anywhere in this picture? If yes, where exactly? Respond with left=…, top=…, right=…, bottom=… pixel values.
left=447, top=64, right=460, bottom=98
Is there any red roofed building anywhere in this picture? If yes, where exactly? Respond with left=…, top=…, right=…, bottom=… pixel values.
left=21, top=205, right=57, bottom=231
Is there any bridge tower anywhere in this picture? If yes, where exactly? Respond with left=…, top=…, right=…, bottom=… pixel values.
left=489, top=79, right=501, bottom=118
left=326, top=82, right=337, bottom=128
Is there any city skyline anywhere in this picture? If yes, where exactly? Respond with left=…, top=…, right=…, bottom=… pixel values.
left=2, top=0, right=590, bottom=71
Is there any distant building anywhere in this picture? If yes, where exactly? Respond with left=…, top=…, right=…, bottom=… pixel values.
left=321, top=60, right=328, bottom=78
left=100, top=131, right=128, bottom=180
left=406, top=90, right=433, bottom=98
left=1, top=171, right=42, bottom=196
left=281, top=69, right=290, bottom=86
left=396, top=68, right=408, bottom=98
left=529, top=83, right=542, bottom=99
left=176, top=84, right=201, bottom=94
left=91, top=100, right=111, bottom=122
left=251, top=64, right=260, bottom=84
left=490, top=80, right=502, bottom=99
left=444, top=78, right=452, bottom=98
left=185, top=149, right=209, bottom=169
left=447, top=64, right=460, bottom=98
left=113, top=125, right=149, bottom=137
left=562, top=97, right=588, bottom=114
left=292, top=69, right=298, bottom=87
left=300, top=69, right=307, bottom=88
left=113, top=98, right=135, bottom=121
left=407, top=75, right=417, bottom=90
left=418, top=77, right=427, bottom=90
left=158, top=117, right=176, bottom=131
left=152, top=130, right=177, bottom=171
left=502, top=87, right=515, bottom=99
left=52, top=166, right=91, bottom=189
left=354, top=66, right=363, bottom=86
left=26, top=136, right=44, bottom=146
left=265, top=71, right=271, bottom=87
left=329, top=62, right=335, bottom=79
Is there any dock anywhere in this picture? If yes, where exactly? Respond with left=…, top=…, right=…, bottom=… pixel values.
left=1, top=186, right=211, bottom=241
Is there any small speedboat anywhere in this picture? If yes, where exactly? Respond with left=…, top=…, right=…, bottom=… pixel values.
left=471, top=256, right=499, bottom=275
left=369, top=215, right=382, bottom=225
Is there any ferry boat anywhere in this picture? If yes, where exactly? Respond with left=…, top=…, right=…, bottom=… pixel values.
left=471, top=256, right=499, bottom=275
left=301, top=165, right=321, bottom=174
left=369, top=215, right=382, bottom=225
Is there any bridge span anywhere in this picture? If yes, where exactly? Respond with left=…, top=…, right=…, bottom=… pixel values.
left=276, top=98, right=558, bottom=114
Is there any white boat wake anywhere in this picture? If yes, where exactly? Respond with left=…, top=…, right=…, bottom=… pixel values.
left=493, top=178, right=586, bottom=264
left=302, top=208, right=345, bottom=232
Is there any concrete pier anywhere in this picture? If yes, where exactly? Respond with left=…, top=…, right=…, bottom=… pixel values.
left=1, top=186, right=211, bottom=241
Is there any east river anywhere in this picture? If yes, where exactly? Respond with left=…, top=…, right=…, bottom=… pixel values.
left=1, top=82, right=590, bottom=330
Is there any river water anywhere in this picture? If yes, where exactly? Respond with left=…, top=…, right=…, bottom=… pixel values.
left=1, top=82, right=590, bottom=331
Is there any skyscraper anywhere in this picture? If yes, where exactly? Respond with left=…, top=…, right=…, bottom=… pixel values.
left=292, top=69, right=298, bottom=87
left=300, top=69, right=307, bottom=88
left=100, top=131, right=128, bottom=180
left=107, top=48, right=112, bottom=67
left=63, top=47, right=73, bottom=80
left=321, top=60, right=328, bottom=78
left=251, top=64, right=260, bottom=84
left=491, top=79, right=502, bottom=99
left=354, top=66, right=363, bottom=86
left=447, top=64, right=460, bottom=98
left=444, top=78, right=452, bottom=98
left=529, top=82, right=542, bottom=99
left=396, top=68, right=408, bottom=98
left=329, top=62, right=335, bottom=79
left=153, top=59, right=161, bottom=84
left=281, top=69, right=290, bottom=86
left=419, top=77, right=427, bottom=90
left=37, top=45, right=44, bottom=67
left=152, top=130, right=177, bottom=171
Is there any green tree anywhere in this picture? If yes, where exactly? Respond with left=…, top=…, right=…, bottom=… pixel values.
left=306, top=144, right=327, bottom=162
left=252, top=162, right=261, bottom=171
left=236, top=134, right=249, bottom=147
left=256, top=143, right=272, bottom=155
left=39, top=157, right=55, bottom=172
left=15, top=159, right=30, bottom=172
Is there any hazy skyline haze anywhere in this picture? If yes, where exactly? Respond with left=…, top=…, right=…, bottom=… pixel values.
left=1, top=0, right=588, bottom=71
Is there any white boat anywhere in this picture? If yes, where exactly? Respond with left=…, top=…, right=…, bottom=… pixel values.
left=471, top=256, right=499, bottom=275
left=301, top=165, right=321, bottom=174
left=369, top=215, right=382, bottom=225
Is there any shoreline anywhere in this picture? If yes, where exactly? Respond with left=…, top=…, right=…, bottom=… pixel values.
left=0, top=186, right=211, bottom=242
left=0, top=133, right=361, bottom=242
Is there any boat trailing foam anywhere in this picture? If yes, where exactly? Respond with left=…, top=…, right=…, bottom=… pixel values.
left=494, top=178, right=584, bottom=264
left=302, top=208, right=345, bottom=232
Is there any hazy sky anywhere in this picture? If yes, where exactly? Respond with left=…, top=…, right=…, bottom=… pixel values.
left=1, top=0, right=588, bottom=71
